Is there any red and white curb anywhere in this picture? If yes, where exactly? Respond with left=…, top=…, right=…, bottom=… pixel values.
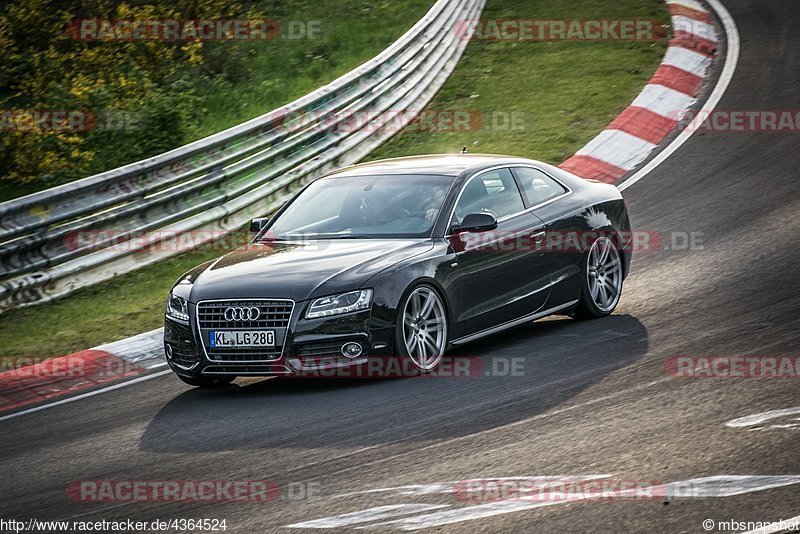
left=0, top=328, right=164, bottom=415
left=560, top=0, right=719, bottom=183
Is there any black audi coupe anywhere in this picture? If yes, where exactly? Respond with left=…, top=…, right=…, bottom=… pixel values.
left=163, top=154, right=632, bottom=386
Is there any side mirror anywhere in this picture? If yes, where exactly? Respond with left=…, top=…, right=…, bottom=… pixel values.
left=452, top=212, right=497, bottom=233
left=250, top=217, right=269, bottom=234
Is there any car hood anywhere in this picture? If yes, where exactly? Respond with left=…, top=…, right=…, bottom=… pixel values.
left=185, top=239, right=432, bottom=302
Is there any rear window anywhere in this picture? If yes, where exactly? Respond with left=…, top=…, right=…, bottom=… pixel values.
left=512, top=167, right=567, bottom=207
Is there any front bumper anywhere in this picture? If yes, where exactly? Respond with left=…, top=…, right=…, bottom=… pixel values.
left=163, top=302, right=395, bottom=378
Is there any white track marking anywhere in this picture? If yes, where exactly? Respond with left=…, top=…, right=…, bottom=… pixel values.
left=662, top=46, right=713, bottom=77
left=576, top=130, right=657, bottom=170
left=0, top=370, right=172, bottom=423
left=294, top=476, right=800, bottom=531
left=725, top=407, right=800, bottom=428
left=630, top=84, right=697, bottom=118
left=666, top=475, right=800, bottom=497
left=672, top=16, right=718, bottom=42
left=363, top=499, right=570, bottom=530
left=284, top=505, right=449, bottom=529
left=619, top=0, right=740, bottom=191
left=95, top=328, right=163, bottom=365
left=661, top=46, right=715, bottom=78
left=331, top=475, right=612, bottom=499
left=666, top=0, right=707, bottom=11
left=740, top=514, right=800, bottom=534
left=332, top=484, right=452, bottom=499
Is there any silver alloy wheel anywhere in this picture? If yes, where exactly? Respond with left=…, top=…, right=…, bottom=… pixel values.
left=402, top=286, right=448, bottom=371
left=587, top=236, right=623, bottom=313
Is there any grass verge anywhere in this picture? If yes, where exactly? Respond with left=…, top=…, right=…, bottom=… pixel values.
left=0, top=0, right=670, bottom=359
left=368, top=0, right=669, bottom=162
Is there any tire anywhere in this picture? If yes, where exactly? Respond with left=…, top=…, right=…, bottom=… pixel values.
left=573, top=234, right=624, bottom=320
left=176, top=374, right=236, bottom=388
left=396, top=284, right=449, bottom=372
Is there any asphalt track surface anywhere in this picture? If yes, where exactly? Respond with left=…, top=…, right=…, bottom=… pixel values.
left=1, top=1, right=799, bottom=532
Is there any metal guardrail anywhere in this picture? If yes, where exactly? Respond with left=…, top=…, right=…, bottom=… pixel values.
left=0, top=0, right=484, bottom=313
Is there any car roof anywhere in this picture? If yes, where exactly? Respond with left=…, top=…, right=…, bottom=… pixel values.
left=326, top=154, right=538, bottom=178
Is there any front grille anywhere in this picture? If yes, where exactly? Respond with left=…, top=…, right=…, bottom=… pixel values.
left=203, top=346, right=284, bottom=362
left=197, top=299, right=293, bottom=362
left=198, top=300, right=292, bottom=329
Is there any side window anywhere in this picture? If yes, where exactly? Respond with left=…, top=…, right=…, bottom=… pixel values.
left=513, top=167, right=567, bottom=207
left=454, top=168, right=525, bottom=223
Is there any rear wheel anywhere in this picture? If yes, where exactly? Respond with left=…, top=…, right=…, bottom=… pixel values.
left=573, top=235, right=623, bottom=319
left=176, top=374, right=235, bottom=388
left=397, top=285, right=448, bottom=371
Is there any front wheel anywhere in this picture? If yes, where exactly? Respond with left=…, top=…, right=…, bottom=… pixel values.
left=397, top=285, right=448, bottom=371
left=176, top=374, right=235, bottom=388
left=573, top=235, right=623, bottom=319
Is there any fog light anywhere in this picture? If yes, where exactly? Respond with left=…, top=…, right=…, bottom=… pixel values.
left=165, top=343, right=173, bottom=359
left=341, top=342, right=363, bottom=358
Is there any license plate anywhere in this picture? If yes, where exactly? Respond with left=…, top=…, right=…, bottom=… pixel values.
left=209, top=330, right=275, bottom=348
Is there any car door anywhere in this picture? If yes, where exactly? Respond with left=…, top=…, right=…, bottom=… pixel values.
left=510, top=166, right=582, bottom=307
left=444, top=167, right=551, bottom=337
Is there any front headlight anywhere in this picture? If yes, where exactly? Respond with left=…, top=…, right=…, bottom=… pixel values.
left=165, top=293, right=189, bottom=321
left=306, top=289, right=373, bottom=319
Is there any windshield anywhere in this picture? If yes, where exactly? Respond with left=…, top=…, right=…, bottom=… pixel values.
left=262, top=174, right=454, bottom=239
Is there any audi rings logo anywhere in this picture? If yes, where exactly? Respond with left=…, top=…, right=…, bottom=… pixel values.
left=224, top=306, right=261, bottom=322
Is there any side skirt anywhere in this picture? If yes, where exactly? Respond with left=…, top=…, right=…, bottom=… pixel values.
left=449, top=300, right=579, bottom=346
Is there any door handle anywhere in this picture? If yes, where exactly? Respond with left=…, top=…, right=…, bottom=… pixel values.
left=530, top=231, right=546, bottom=245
